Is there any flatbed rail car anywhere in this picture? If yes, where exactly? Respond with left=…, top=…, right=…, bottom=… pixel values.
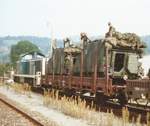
left=41, top=34, right=149, bottom=106
left=126, top=79, right=150, bottom=106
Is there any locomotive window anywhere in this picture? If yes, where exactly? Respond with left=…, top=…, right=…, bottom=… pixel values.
left=35, top=61, right=41, bottom=72
left=73, top=58, right=76, bottom=65
left=114, top=53, right=125, bottom=72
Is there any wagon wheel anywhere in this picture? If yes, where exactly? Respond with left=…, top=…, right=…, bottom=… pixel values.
left=144, top=98, right=149, bottom=107
left=117, top=90, right=128, bottom=106
left=145, top=99, right=149, bottom=106
left=145, top=93, right=150, bottom=107
left=135, top=98, right=150, bottom=107
left=135, top=98, right=140, bottom=105
left=127, top=96, right=132, bottom=104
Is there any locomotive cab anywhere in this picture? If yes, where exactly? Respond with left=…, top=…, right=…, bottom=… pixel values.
left=110, top=49, right=139, bottom=85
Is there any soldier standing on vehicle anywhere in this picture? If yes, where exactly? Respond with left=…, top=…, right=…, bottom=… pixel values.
left=80, top=32, right=90, bottom=48
left=80, top=33, right=90, bottom=42
left=106, top=22, right=116, bottom=38
left=63, top=38, right=70, bottom=48
left=104, top=22, right=117, bottom=47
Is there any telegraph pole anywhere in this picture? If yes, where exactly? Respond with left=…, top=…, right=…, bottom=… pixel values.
left=47, top=21, right=55, bottom=81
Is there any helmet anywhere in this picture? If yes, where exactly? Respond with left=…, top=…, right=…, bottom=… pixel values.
left=108, top=22, right=111, bottom=26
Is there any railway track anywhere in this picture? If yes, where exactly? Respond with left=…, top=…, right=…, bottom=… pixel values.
left=0, top=94, right=44, bottom=126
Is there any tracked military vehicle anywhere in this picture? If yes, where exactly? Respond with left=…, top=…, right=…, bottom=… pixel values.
left=43, top=30, right=148, bottom=106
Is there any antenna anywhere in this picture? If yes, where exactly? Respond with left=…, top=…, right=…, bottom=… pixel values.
left=46, top=21, right=55, bottom=58
left=46, top=21, right=56, bottom=80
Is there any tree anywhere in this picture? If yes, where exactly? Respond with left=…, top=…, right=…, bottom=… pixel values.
left=0, top=63, right=11, bottom=76
left=10, top=40, right=40, bottom=67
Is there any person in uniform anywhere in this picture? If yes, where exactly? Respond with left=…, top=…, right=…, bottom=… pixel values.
left=104, top=22, right=117, bottom=48
left=80, top=33, right=90, bottom=42
left=63, top=38, right=70, bottom=48
left=105, top=22, right=116, bottom=38
left=80, top=32, right=90, bottom=48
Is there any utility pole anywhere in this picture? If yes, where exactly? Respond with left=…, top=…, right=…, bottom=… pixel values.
left=2, top=55, right=5, bottom=83
left=47, top=21, right=56, bottom=81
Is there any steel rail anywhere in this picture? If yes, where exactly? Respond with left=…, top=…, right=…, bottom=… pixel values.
left=0, top=96, right=44, bottom=126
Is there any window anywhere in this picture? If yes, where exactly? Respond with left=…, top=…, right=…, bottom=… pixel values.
left=114, top=53, right=125, bottom=72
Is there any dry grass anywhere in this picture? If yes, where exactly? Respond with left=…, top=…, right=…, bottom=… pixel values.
left=43, top=89, right=145, bottom=126
left=8, top=83, right=32, bottom=98
left=147, top=112, right=150, bottom=126
left=122, top=107, right=129, bottom=125
left=0, top=82, right=3, bottom=86
left=136, top=115, right=142, bottom=126
left=1, top=83, right=148, bottom=126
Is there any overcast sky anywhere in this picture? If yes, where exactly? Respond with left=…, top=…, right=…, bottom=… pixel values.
left=0, top=0, right=150, bottom=38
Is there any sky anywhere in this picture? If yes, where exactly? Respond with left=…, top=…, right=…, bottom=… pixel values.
left=0, top=0, right=150, bottom=38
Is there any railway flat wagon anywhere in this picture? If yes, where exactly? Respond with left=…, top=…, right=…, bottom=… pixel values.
left=41, top=32, right=148, bottom=105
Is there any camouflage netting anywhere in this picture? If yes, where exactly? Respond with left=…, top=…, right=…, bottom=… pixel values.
left=104, top=30, right=146, bottom=56
left=113, top=32, right=145, bottom=47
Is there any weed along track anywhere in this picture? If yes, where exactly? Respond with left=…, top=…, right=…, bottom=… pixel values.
left=32, top=86, right=150, bottom=125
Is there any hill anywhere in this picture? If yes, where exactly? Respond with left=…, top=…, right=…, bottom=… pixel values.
left=0, top=35, right=150, bottom=63
left=0, top=36, right=50, bottom=54
left=0, top=36, right=64, bottom=63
